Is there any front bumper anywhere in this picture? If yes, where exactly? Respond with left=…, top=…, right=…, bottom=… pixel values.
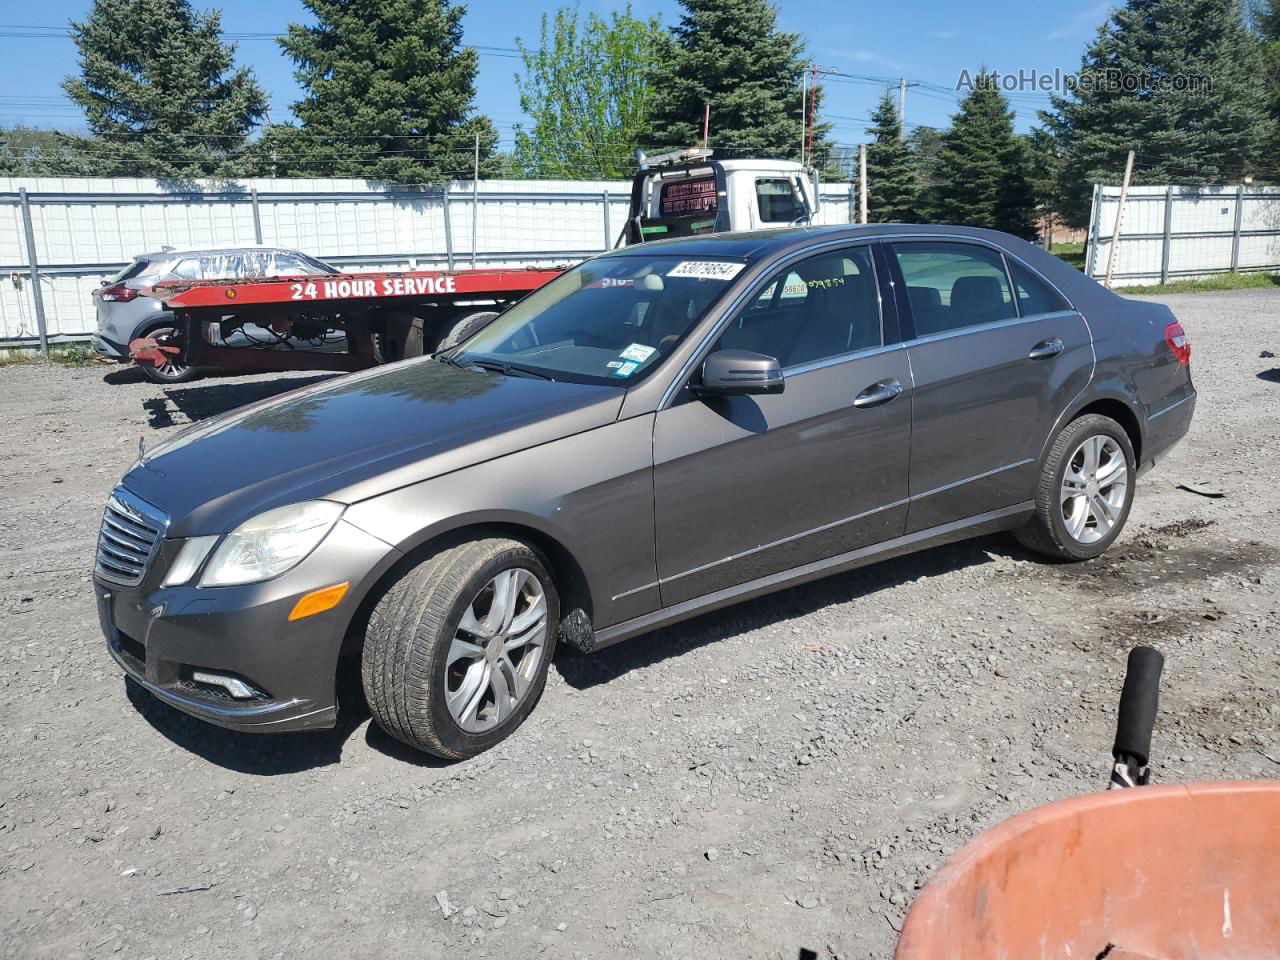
left=96, top=519, right=397, bottom=733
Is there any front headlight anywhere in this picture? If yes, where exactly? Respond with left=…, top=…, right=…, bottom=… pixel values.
left=200, top=501, right=345, bottom=587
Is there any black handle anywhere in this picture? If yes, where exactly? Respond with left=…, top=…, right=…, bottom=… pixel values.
left=1112, top=646, right=1164, bottom=766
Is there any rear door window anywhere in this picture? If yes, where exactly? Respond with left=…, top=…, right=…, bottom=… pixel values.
left=1008, top=259, right=1071, bottom=316
left=891, top=242, right=1016, bottom=337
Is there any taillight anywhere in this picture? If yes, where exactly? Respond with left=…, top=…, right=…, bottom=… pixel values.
left=1164, top=322, right=1191, bottom=365
left=98, top=284, right=138, bottom=302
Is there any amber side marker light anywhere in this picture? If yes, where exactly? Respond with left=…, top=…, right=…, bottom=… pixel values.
left=288, top=582, right=350, bottom=621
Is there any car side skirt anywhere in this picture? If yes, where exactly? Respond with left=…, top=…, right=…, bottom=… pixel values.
left=589, top=501, right=1034, bottom=651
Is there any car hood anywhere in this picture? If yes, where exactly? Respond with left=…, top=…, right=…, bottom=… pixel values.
left=120, top=358, right=625, bottom=537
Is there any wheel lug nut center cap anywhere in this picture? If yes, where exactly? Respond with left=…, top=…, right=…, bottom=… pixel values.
left=485, top=637, right=503, bottom=662
left=1086, top=479, right=1099, bottom=497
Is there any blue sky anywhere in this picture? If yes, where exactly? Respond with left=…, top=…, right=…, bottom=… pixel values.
left=0, top=0, right=1115, bottom=146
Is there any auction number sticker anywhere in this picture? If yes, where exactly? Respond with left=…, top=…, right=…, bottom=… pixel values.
left=667, top=261, right=745, bottom=281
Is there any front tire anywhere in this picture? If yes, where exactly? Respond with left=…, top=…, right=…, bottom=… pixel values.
left=362, top=538, right=559, bottom=759
left=1016, top=413, right=1136, bottom=561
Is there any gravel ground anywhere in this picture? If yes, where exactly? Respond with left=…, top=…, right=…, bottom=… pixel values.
left=2, top=288, right=1278, bottom=960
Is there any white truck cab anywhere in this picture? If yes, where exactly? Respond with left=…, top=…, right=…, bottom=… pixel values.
left=621, top=149, right=820, bottom=246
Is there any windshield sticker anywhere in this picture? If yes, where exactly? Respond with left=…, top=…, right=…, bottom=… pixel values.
left=668, top=260, right=745, bottom=282
left=583, top=276, right=636, bottom=290
left=612, top=361, right=639, bottom=378
left=619, top=343, right=657, bottom=363
left=606, top=360, right=626, bottom=369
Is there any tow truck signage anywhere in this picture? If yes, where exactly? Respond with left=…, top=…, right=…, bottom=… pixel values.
left=290, top=274, right=459, bottom=301
left=150, top=267, right=564, bottom=310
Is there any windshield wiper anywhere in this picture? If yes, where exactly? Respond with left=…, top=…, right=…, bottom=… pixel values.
left=433, top=352, right=471, bottom=370
left=468, top=358, right=554, bottom=381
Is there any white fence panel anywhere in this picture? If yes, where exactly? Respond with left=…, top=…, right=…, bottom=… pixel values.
left=1086, top=183, right=1280, bottom=286
left=1, top=176, right=857, bottom=344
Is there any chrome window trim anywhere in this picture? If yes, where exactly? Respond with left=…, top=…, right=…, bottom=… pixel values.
left=781, top=340, right=905, bottom=377
left=900, top=311, right=1075, bottom=349
left=657, top=237, right=883, bottom=410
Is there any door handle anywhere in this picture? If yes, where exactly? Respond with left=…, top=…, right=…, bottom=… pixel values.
left=1028, top=337, right=1065, bottom=360
left=853, top=379, right=903, bottom=409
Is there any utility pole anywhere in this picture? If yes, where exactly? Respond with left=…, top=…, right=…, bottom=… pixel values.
left=800, top=69, right=808, bottom=165
left=806, top=64, right=818, bottom=164
left=859, top=144, right=868, bottom=225
left=1103, top=149, right=1135, bottom=289
left=702, top=103, right=710, bottom=149
left=898, top=77, right=907, bottom=141
left=471, top=131, right=480, bottom=268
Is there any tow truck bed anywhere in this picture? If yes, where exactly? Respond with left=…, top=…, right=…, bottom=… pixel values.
left=130, top=266, right=565, bottom=374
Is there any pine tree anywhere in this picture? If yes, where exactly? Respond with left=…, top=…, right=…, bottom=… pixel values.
left=906, top=125, right=944, bottom=219
left=62, top=0, right=266, bottom=179
left=1253, top=0, right=1280, bottom=178
left=1046, top=0, right=1268, bottom=225
left=646, top=0, right=833, bottom=164
left=932, top=73, right=1038, bottom=240
left=269, top=0, right=497, bottom=183
left=863, top=89, right=919, bottom=223
left=513, top=5, right=664, bottom=178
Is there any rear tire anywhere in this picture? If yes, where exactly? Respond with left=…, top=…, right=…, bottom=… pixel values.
left=136, top=323, right=197, bottom=384
left=1016, top=413, right=1135, bottom=561
left=361, top=538, right=559, bottom=759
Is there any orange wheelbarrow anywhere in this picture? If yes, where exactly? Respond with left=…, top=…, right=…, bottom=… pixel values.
left=895, top=648, right=1280, bottom=960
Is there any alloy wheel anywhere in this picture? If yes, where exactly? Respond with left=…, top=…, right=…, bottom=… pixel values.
left=1059, top=434, right=1129, bottom=545
left=444, top=568, right=548, bottom=733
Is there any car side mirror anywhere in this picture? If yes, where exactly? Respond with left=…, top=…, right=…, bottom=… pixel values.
left=694, top=349, right=785, bottom=397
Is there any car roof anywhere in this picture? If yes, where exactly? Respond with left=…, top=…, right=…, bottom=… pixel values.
left=605, top=224, right=1026, bottom=261
left=604, top=223, right=1122, bottom=310
left=133, top=244, right=301, bottom=261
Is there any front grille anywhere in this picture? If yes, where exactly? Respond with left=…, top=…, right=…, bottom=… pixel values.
left=95, top=487, right=168, bottom=586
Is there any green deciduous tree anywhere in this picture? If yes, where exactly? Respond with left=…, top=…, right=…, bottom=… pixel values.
left=512, top=4, right=664, bottom=178
left=269, top=0, right=497, bottom=182
left=646, top=0, right=833, bottom=166
left=62, top=0, right=266, bottom=179
left=864, top=89, right=919, bottom=223
left=932, top=73, right=1038, bottom=240
left=1046, top=0, right=1268, bottom=225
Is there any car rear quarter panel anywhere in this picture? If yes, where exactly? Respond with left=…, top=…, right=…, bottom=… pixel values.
left=340, top=413, right=660, bottom=630
left=1078, top=296, right=1195, bottom=468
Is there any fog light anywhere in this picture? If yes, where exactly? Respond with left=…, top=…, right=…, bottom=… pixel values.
left=191, top=671, right=257, bottom=700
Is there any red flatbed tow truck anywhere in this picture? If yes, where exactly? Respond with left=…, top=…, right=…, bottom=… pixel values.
left=126, top=149, right=824, bottom=377
left=129, top=265, right=566, bottom=375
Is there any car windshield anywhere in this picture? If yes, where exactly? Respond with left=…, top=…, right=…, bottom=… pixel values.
left=450, top=254, right=746, bottom=385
